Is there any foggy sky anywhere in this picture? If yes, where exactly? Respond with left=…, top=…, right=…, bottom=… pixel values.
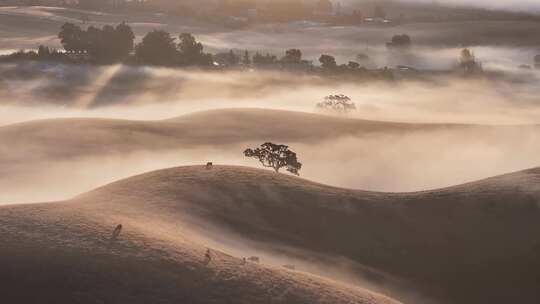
left=398, top=0, right=540, bottom=12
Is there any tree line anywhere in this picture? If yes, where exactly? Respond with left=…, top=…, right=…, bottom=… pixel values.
left=5, top=22, right=488, bottom=80
left=57, top=22, right=212, bottom=66
left=34, top=22, right=392, bottom=80
left=0, top=21, right=488, bottom=80
left=54, top=22, right=359, bottom=70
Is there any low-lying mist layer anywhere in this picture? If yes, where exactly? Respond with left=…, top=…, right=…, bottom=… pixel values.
left=1, top=108, right=540, bottom=204
left=2, top=61, right=540, bottom=125
left=1, top=60, right=540, bottom=204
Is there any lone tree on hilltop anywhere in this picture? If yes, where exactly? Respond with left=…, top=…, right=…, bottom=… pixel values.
left=244, top=142, right=302, bottom=175
left=316, top=94, right=356, bottom=114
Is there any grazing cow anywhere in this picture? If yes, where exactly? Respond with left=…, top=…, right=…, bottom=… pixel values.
left=204, top=249, right=212, bottom=264
left=111, top=224, right=122, bottom=239
left=206, top=162, right=213, bottom=169
left=247, top=256, right=260, bottom=263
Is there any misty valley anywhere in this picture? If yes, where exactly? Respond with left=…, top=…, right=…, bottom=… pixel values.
left=1, top=1, right=540, bottom=304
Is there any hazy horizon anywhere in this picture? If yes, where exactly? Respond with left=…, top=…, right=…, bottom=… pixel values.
left=397, top=0, right=540, bottom=12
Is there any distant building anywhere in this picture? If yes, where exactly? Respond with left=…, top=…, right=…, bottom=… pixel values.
left=364, top=17, right=391, bottom=24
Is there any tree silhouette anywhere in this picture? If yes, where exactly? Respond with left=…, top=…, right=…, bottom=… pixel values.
left=113, top=22, right=135, bottom=59
left=348, top=61, right=360, bottom=69
left=58, top=23, right=86, bottom=53
left=319, top=54, right=337, bottom=69
left=228, top=49, right=240, bottom=65
left=282, top=49, right=302, bottom=64
left=86, top=25, right=107, bottom=61
left=242, top=50, right=251, bottom=65
left=386, top=34, right=411, bottom=49
left=178, top=33, right=212, bottom=66
left=135, top=30, right=178, bottom=66
left=253, top=52, right=277, bottom=65
left=58, top=22, right=134, bottom=62
left=316, top=94, right=356, bottom=114
left=459, top=48, right=482, bottom=73
left=244, top=142, right=302, bottom=175
left=38, top=45, right=51, bottom=58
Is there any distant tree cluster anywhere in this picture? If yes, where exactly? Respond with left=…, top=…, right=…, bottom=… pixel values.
left=214, top=50, right=241, bottom=66
left=253, top=52, right=278, bottom=65
left=212, top=47, right=374, bottom=75
left=316, top=94, right=357, bottom=114
left=59, top=22, right=134, bottom=63
left=57, top=22, right=212, bottom=66
left=1, top=22, right=395, bottom=81
left=386, top=34, right=412, bottom=49
left=319, top=54, right=337, bottom=69
left=135, top=31, right=212, bottom=66
left=282, top=49, right=302, bottom=64
left=0, top=45, right=67, bottom=63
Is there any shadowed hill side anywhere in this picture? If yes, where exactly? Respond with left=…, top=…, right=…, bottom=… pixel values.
left=0, top=174, right=402, bottom=304
left=75, top=165, right=540, bottom=304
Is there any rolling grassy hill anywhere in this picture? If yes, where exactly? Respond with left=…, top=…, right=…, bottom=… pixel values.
left=2, top=165, right=540, bottom=303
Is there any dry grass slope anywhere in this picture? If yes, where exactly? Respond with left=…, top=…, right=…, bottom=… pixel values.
left=2, top=165, right=540, bottom=303
left=0, top=166, right=404, bottom=304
